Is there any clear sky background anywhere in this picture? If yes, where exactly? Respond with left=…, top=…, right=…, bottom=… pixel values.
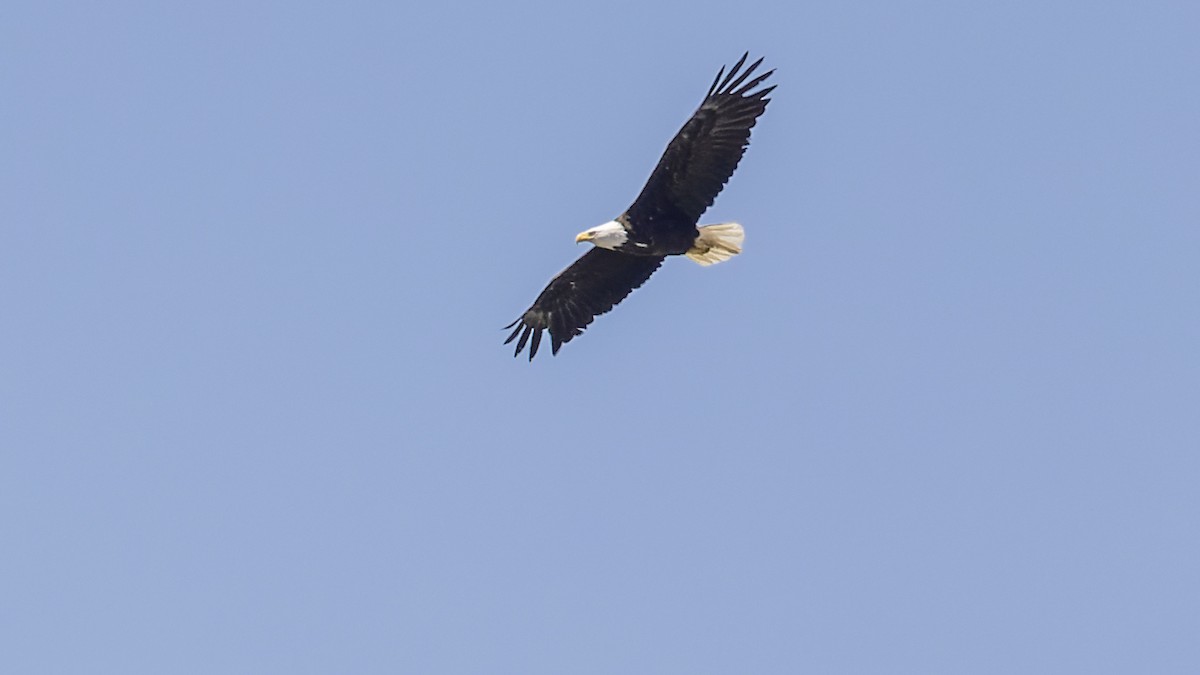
left=3, top=1, right=1198, bottom=673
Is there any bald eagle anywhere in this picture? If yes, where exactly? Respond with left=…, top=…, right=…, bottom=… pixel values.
left=505, top=53, right=775, bottom=360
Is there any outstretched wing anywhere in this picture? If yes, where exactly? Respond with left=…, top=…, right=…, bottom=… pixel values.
left=624, top=53, right=775, bottom=227
left=505, top=249, right=665, bottom=360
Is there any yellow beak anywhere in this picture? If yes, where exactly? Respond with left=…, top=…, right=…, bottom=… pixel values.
left=575, top=231, right=594, bottom=243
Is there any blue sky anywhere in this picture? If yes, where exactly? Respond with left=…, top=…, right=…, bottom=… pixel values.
left=3, top=1, right=1198, bottom=672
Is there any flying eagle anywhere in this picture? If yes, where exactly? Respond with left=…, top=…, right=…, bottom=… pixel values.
left=505, top=53, right=775, bottom=360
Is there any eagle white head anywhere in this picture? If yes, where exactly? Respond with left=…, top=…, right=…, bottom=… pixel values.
left=575, top=220, right=628, bottom=250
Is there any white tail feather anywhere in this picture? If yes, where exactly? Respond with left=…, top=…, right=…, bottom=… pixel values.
left=686, top=222, right=744, bottom=266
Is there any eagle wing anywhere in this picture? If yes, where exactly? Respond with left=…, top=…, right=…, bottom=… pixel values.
left=505, top=248, right=665, bottom=360
left=624, top=53, right=775, bottom=227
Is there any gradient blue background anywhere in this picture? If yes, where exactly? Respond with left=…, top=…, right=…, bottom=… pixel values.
left=3, top=1, right=1198, bottom=672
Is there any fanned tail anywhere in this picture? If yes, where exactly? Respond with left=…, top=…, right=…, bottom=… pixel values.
left=685, top=222, right=744, bottom=266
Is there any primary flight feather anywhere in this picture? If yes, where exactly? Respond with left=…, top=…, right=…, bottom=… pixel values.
left=505, top=53, right=775, bottom=360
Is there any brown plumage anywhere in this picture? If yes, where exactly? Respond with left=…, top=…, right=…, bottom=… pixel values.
left=506, top=54, right=775, bottom=360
